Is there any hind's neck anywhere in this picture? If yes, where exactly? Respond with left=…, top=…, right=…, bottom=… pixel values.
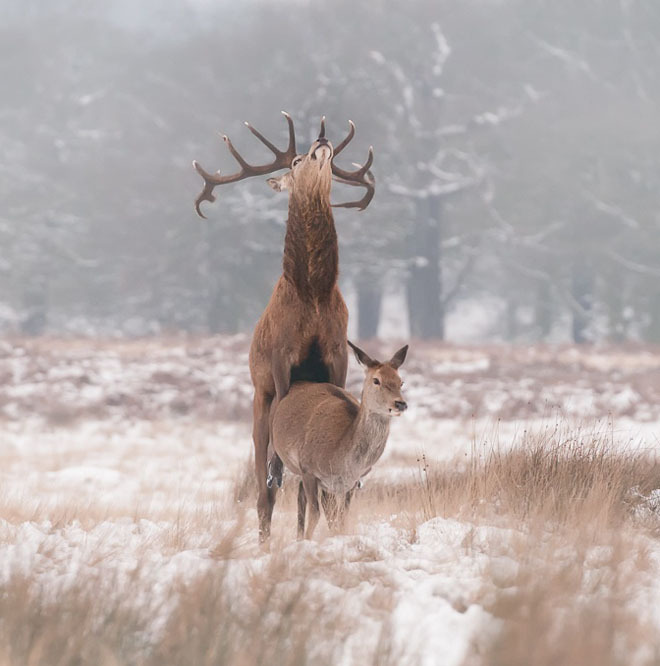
left=348, top=407, right=390, bottom=475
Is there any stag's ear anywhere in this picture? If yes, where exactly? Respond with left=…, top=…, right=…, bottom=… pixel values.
left=347, top=340, right=378, bottom=368
left=267, top=172, right=292, bottom=192
left=389, top=344, right=408, bottom=369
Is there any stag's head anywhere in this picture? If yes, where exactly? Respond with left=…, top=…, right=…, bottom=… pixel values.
left=192, top=113, right=374, bottom=218
left=348, top=341, right=409, bottom=417
left=267, top=129, right=334, bottom=200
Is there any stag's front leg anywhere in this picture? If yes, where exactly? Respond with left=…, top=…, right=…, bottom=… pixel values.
left=253, top=391, right=276, bottom=543
left=267, top=394, right=285, bottom=489
left=271, top=348, right=292, bottom=402
left=326, top=344, right=348, bottom=389
left=266, top=350, right=291, bottom=491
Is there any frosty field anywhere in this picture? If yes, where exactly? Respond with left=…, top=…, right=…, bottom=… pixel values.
left=1, top=337, right=660, bottom=665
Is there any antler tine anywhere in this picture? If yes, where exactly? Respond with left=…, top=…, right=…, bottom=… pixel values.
left=192, top=161, right=219, bottom=219
left=244, top=111, right=297, bottom=162
left=332, top=146, right=373, bottom=180
left=332, top=169, right=375, bottom=211
left=318, top=116, right=326, bottom=139
left=281, top=111, right=297, bottom=160
left=192, top=112, right=298, bottom=218
left=333, top=120, right=355, bottom=157
left=331, top=145, right=375, bottom=211
left=243, top=122, right=280, bottom=156
left=222, top=133, right=253, bottom=171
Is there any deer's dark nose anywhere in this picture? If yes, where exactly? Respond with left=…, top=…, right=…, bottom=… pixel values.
left=317, top=136, right=329, bottom=145
left=394, top=400, right=407, bottom=412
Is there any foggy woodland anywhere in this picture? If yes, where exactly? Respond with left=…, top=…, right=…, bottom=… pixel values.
left=2, top=0, right=659, bottom=343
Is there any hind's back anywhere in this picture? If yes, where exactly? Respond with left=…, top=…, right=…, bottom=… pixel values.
left=271, top=382, right=358, bottom=476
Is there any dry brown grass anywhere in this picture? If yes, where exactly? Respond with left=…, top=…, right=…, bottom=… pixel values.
left=356, top=421, right=660, bottom=532
left=1, top=425, right=660, bottom=665
left=0, top=549, right=395, bottom=666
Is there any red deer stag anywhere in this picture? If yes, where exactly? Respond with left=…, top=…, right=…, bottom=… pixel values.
left=271, top=341, right=408, bottom=539
left=193, top=113, right=375, bottom=540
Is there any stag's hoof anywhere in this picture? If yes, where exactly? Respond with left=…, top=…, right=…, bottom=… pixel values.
left=266, top=474, right=274, bottom=489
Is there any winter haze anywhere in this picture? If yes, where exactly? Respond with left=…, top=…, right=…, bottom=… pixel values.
left=2, top=1, right=660, bottom=665
left=3, top=0, right=660, bottom=340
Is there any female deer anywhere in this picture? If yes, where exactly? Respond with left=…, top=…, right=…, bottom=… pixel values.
left=271, top=341, right=408, bottom=539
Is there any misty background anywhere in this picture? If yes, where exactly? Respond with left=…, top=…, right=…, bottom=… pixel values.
left=2, top=0, right=659, bottom=343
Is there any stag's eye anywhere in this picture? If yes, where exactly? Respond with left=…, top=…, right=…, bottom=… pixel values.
left=373, top=378, right=380, bottom=386
left=292, top=156, right=303, bottom=167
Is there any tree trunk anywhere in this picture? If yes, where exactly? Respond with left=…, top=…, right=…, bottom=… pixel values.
left=20, top=274, right=48, bottom=336
left=606, top=269, right=625, bottom=343
left=356, top=271, right=383, bottom=339
left=646, top=285, right=660, bottom=344
left=570, top=258, right=593, bottom=344
left=407, top=196, right=444, bottom=339
left=535, top=276, right=553, bottom=340
left=505, top=298, right=518, bottom=341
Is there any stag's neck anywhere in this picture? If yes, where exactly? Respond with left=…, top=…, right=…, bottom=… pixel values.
left=282, top=195, right=338, bottom=301
left=347, top=405, right=391, bottom=475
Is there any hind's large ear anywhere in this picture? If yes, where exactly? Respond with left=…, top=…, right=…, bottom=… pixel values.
left=389, top=344, right=408, bottom=369
left=347, top=340, right=378, bottom=368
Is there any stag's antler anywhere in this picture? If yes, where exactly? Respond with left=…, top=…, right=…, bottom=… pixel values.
left=331, top=121, right=375, bottom=211
left=192, top=111, right=297, bottom=218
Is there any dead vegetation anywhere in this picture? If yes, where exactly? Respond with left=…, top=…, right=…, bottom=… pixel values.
left=1, top=337, right=659, bottom=424
left=2, top=425, right=658, bottom=665
left=357, top=420, right=660, bottom=532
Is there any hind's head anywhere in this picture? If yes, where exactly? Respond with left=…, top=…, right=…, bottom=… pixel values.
left=348, top=341, right=408, bottom=417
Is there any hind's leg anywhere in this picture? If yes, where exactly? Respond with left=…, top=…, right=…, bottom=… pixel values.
left=302, top=475, right=320, bottom=539
left=321, top=489, right=340, bottom=532
left=336, top=490, right=353, bottom=530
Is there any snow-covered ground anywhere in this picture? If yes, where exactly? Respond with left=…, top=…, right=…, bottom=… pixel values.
left=1, top=337, right=659, bottom=664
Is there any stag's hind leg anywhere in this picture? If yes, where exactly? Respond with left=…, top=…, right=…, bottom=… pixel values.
left=253, top=391, right=276, bottom=542
left=297, top=480, right=306, bottom=540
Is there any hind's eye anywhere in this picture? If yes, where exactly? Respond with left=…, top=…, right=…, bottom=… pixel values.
left=373, top=378, right=380, bottom=386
